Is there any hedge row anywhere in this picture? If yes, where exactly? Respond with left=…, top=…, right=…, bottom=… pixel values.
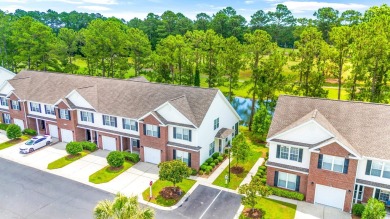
left=269, top=187, right=305, bottom=201
left=122, top=151, right=140, bottom=163
left=0, top=123, right=9, bottom=131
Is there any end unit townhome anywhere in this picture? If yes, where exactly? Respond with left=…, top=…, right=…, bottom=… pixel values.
left=0, top=66, right=15, bottom=88
left=0, top=70, right=240, bottom=169
left=266, top=95, right=390, bottom=212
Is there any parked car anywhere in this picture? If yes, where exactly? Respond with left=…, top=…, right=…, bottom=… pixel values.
left=20, top=135, right=52, bottom=154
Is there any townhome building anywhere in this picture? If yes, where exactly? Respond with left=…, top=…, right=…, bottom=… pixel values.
left=0, top=67, right=15, bottom=124
left=266, top=95, right=390, bottom=212
left=0, top=70, right=240, bottom=169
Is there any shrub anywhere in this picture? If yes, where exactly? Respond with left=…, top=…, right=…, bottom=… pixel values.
left=224, top=148, right=229, bottom=154
left=0, top=123, right=9, bottom=131
left=269, top=187, right=305, bottom=201
left=218, top=156, right=223, bottom=162
left=352, top=203, right=365, bottom=217
left=362, top=198, right=386, bottom=219
left=6, top=124, right=22, bottom=140
left=122, top=152, right=140, bottom=163
left=266, top=152, right=269, bottom=158
left=81, top=141, right=97, bottom=152
left=260, top=178, right=267, bottom=185
left=22, top=128, right=37, bottom=136
left=214, top=159, right=219, bottom=164
left=257, top=169, right=264, bottom=177
left=200, top=165, right=207, bottom=171
left=206, top=166, right=213, bottom=172
left=106, top=151, right=125, bottom=168
left=191, top=168, right=197, bottom=176
left=259, top=165, right=267, bottom=171
left=210, top=162, right=215, bottom=168
left=205, top=169, right=210, bottom=175
left=206, top=158, right=213, bottom=164
left=65, top=142, right=83, bottom=155
left=199, top=170, right=204, bottom=175
left=212, top=152, right=220, bottom=159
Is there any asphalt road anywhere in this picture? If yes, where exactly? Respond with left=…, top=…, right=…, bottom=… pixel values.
left=0, top=157, right=242, bottom=219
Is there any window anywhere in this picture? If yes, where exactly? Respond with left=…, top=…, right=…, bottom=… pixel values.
left=3, top=113, right=10, bottom=124
left=131, top=139, right=139, bottom=148
left=209, top=141, right=215, bottom=156
left=11, top=100, right=20, bottom=110
left=371, top=161, right=383, bottom=177
left=30, top=102, right=41, bottom=113
left=214, top=118, right=219, bottom=130
left=59, top=109, right=70, bottom=120
left=277, top=145, right=302, bottom=162
left=368, top=161, right=390, bottom=179
left=322, top=155, right=344, bottom=173
left=176, top=150, right=189, bottom=165
left=353, top=185, right=364, bottom=201
left=145, top=124, right=158, bottom=137
left=383, top=164, right=390, bottom=179
left=174, top=127, right=191, bottom=141
left=123, top=119, right=138, bottom=131
left=103, top=115, right=117, bottom=127
left=80, top=111, right=94, bottom=123
left=277, top=172, right=297, bottom=190
left=379, top=190, right=390, bottom=202
left=45, top=105, right=55, bottom=115
left=0, top=97, right=8, bottom=106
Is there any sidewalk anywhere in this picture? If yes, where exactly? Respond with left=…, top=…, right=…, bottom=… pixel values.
left=238, top=157, right=264, bottom=189
left=189, top=156, right=232, bottom=184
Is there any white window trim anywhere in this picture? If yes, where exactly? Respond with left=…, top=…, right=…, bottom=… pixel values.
left=81, top=111, right=93, bottom=123
left=3, top=113, right=10, bottom=124
left=30, top=102, right=40, bottom=113
left=278, top=145, right=300, bottom=162
left=322, top=155, right=344, bottom=173
left=0, top=97, right=8, bottom=106
left=45, top=105, right=55, bottom=115
left=103, top=115, right=116, bottom=127
left=277, top=172, right=297, bottom=191
left=146, top=124, right=158, bottom=137
left=11, top=100, right=19, bottom=110
left=175, top=127, right=190, bottom=141
left=370, top=161, right=390, bottom=179
left=176, top=150, right=189, bottom=165
left=59, top=109, right=70, bottom=120
left=378, top=189, right=390, bottom=202
left=214, top=118, right=219, bottom=130
left=209, top=141, right=215, bottom=156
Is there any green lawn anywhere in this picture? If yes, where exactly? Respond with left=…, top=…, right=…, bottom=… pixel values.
left=0, top=135, right=30, bottom=150
left=47, top=150, right=90, bottom=169
left=240, top=198, right=296, bottom=219
left=142, top=179, right=196, bottom=207
left=89, top=161, right=134, bottom=184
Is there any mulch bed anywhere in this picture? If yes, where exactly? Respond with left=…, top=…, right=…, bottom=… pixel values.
left=159, top=186, right=182, bottom=200
left=198, top=156, right=228, bottom=178
left=231, top=166, right=244, bottom=174
left=108, top=166, right=124, bottom=172
left=66, top=153, right=82, bottom=159
left=243, top=208, right=263, bottom=219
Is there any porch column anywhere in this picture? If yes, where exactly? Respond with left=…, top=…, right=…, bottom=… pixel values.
left=35, top=118, right=39, bottom=133
left=44, top=121, right=47, bottom=134
left=90, top=129, right=93, bottom=143
left=130, top=138, right=133, bottom=153
left=120, top=136, right=123, bottom=152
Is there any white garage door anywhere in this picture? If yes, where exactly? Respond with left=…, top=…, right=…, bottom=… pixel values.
left=49, top=124, right=59, bottom=138
left=61, top=129, right=73, bottom=143
left=102, top=136, right=116, bottom=151
left=315, top=184, right=346, bottom=210
left=14, top=119, right=24, bottom=130
left=144, top=147, right=161, bottom=164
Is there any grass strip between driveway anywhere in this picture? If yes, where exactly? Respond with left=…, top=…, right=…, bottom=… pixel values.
left=47, top=150, right=90, bottom=170
left=142, top=179, right=196, bottom=207
left=240, top=197, right=296, bottom=219
left=89, top=161, right=134, bottom=184
left=0, top=135, right=30, bottom=150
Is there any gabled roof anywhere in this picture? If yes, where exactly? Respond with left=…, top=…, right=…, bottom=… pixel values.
left=9, top=70, right=219, bottom=127
left=168, top=95, right=197, bottom=126
left=0, top=67, right=15, bottom=87
left=268, top=95, right=390, bottom=160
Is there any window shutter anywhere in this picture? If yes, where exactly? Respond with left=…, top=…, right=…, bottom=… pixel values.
left=80, top=111, right=84, bottom=120
left=18, top=102, right=21, bottom=110
left=44, top=105, right=47, bottom=114
left=188, top=153, right=192, bottom=167
left=58, top=109, right=61, bottom=117
left=135, top=122, right=138, bottom=131
left=274, top=171, right=279, bottom=187
left=30, top=102, right=32, bottom=111
left=157, top=127, right=161, bottom=138
left=114, top=117, right=117, bottom=127
left=91, top=113, right=94, bottom=123
left=375, top=188, right=380, bottom=199
left=173, top=149, right=176, bottom=159
left=295, top=176, right=300, bottom=192
left=298, top=148, right=303, bottom=162
left=317, top=154, right=323, bottom=169
left=122, top=118, right=125, bottom=129
left=137, top=140, right=140, bottom=148
left=276, top=145, right=281, bottom=158
left=173, top=127, right=177, bottom=139
left=343, top=159, right=349, bottom=174
left=68, top=110, right=71, bottom=120
left=143, top=124, right=146, bottom=135
left=38, top=104, right=41, bottom=113
left=366, top=160, right=372, bottom=175
left=102, top=115, right=105, bottom=125
left=189, top=130, right=192, bottom=142
left=235, top=122, right=238, bottom=135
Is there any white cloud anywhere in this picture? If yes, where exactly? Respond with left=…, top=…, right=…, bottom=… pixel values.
left=81, top=0, right=118, bottom=5
left=245, top=0, right=254, bottom=4
left=0, top=0, right=27, bottom=3
left=272, top=1, right=368, bottom=14
left=1, top=4, right=25, bottom=12
left=78, top=5, right=112, bottom=11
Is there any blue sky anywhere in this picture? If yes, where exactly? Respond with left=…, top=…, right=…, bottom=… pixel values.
left=0, top=0, right=388, bottom=21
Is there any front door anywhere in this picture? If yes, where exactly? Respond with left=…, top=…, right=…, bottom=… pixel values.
left=86, top=130, right=91, bottom=141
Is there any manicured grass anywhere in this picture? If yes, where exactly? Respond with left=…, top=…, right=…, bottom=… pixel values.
left=240, top=198, right=296, bottom=219
left=0, top=135, right=30, bottom=150
left=142, top=179, right=196, bottom=207
left=325, top=86, right=349, bottom=100
left=47, top=150, right=90, bottom=169
left=89, top=161, right=134, bottom=184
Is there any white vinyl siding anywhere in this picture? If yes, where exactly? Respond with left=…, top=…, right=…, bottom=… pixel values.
left=146, top=124, right=158, bottom=137
left=0, top=97, right=8, bottom=106
left=322, top=155, right=344, bottom=173
left=59, top=109, right=70, bottom=120
left=277, top=172, right=297, bottom=190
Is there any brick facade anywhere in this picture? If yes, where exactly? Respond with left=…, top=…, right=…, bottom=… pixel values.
left=166, top=146, right=200, bottom=169
left=55, top=101, right=78, bottom=142
left=8, top=94, right=27, bottom=128
left=97, top=132, right=121, bottom=151
left=307, top=143, right=357, bottom=212
left=139, top=114, right=168, bottom=162
left=362, top=186, right=374, bottom=203
left=266, top=166, right=309, bottom=197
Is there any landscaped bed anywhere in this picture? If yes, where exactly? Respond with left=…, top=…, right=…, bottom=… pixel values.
left=142, top=179, right=196, bottom=207
left=0, top=135, right=30, bottom=150
left=89, top=161, right=134, bottom=184
left=47, top=150, right=90, bottom=169
left=240, top=197, right=296, bottom=219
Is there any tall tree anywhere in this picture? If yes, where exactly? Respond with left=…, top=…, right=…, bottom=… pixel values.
left=250, top=10, right=269, bottom=31
left=194, top=13, right=211, bottom=31
left=142, top=13, right=161, bottom=50
left=126, top=28, right=152, bottom=76
left=340, top=10, right=362, bottom=26
left=201, top=29, right=223, bottom=88
left=313, top=7, right=340, bottom=43
left=267, top=4, right=295, bottom=47
left=58, top=28, right=79, bottom=73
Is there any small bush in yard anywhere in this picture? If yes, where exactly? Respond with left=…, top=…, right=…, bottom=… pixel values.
left=352, top=203, right=365, bottom=216
left=22, top=128, right=37, bottom=136
left=259, top=165, right=267, bottom=171
left=218, top=156, right=223, bottom=162
left=362, top=198, right=386, bottom=219
left=214, top=159, right=219, bottom=164
left=200, top=165, right=207, bottom=171
left=205, top=169, right=210, bottom=175
left=0, top=123, right=9, bottom=131
left=212, top=152, right=219, bottom=159
left=206, top=158, right=213, bottom=164
left=6, top=124, right=22, bottom=140
left=107, top=151, right=125, bottom=168
left=66, top=142, right=83, bottom=155
left=191, top=168, right=197, bottom=176
left=199, top=170, right=204, bottom=175
left=257, top=169, right=264, bottom=176
left=81, top=141, right=97, bottom=151
left=206, top=166, right=212, bottom=172
left=122, top=152, right=140, bottom=163
left=210, top=162, right=215, bottom=168
left=269, top=187, right=305, bottom=201
left=260, top=178, right=267, bottom=185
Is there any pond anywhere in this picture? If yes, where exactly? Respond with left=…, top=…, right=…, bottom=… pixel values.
left=230, top=97, right=273, bottom=126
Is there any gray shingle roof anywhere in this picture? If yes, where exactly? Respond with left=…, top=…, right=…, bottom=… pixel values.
left=215, top=128, right=234, bottom=139
left=9, top=70, right=219, bottom=127
left=268, top=95, right=390, bottom=160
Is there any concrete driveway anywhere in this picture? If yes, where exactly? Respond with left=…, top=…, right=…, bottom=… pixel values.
left=0, top=130, right=8, bottom=143
left=294, top=201, right=351, bottom=219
